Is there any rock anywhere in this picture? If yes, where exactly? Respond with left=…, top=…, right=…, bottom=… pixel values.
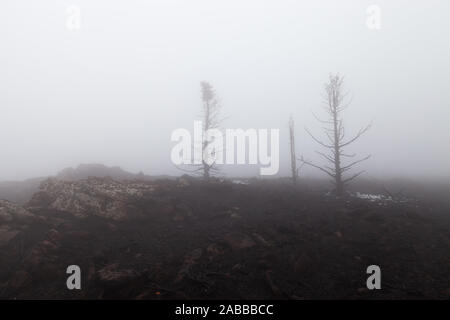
left=107, top=223, right=118, bottom=232
left=231, top=263, right=248, bottom=275
left=97, top=263, right=139, bottom=286
left=176, top=175, right=195, bottom=187
left=177, top=178, right=190, bottom=187
left=56, top=164, right=138, bottom=181
left=41, top=239, right=59, bottom=250
left=223, top=233, right=256, bottom=250
left=47, top=229, right=62, bottom=243
left=0, top=226, right=20, bottom=247
left=0, top=209, right=12, bottom=222
left=206, top=243, right=226, bottom=261
left=27, top=178, right=155, bottom=220
left=27, top=191, right=53, bottom=208
left=252, top=233, right=272, bottom=247
left=183, top=248, right=203, bottom=267
left=25, top=247, right=44, bottom=267
left=175, top=248, right=203, bottom=283
left=0, top=200, right=34, bottom=223
left=228, top=206, right=241, bottom=218
left=172, top=213, right=185, bottom=222
left=265, top=270, right=283, bottom=297
left=172, top=203, right=194, bottom=222
left=230, top=212, right=241, bottom=219
left=23, top=237, right=61, bottom=268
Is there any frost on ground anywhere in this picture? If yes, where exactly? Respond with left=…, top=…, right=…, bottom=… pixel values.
left=352, top=192, right=414, bottom=205
left=354, top=192, right=392, bottom=201
left=231, top=179, right=250, bottom=185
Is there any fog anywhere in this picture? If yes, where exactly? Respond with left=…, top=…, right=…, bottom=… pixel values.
left=1, top=0, right=449, bottom=181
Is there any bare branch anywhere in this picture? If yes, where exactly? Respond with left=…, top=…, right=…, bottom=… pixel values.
left=299, top=156, right=335, bottom=178
left=312, top=111, right=333, bottom=124
left=305, top=127, right=334, bottom=148
left=341, top=155, right=371, bottom=172
left=315, top=151, right=335, bottom=164
left=340, top=152, right=356, bottom=158
left=342, top=170, right=366, bottom=184
left=339, top=123, right=371, bottom=148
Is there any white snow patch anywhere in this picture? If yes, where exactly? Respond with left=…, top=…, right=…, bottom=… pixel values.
left=232, top=179, right=250, bottom=185
left=354, top=192, right=392, bottom=202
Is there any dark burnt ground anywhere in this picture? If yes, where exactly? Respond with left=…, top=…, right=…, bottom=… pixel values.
left=1, top=179, right=450, bottom=299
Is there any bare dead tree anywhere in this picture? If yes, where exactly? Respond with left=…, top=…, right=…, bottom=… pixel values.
left=200, top=81, right=221, bottom=180
left=289, top=115, right=298, bottom=185
left=300, top=74, right=371, bottom=196
left=175, top=82, right=223, bottom=180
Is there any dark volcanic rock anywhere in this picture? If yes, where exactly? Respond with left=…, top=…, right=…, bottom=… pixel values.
left=1, top=178, right=450, bottom=299
left=97, top=263, right=140, bottom=285
left=0, top=226, right=20, bottom=247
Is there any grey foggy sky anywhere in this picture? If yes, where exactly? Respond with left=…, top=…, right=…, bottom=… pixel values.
left=0, top=0, right=449, bottom=181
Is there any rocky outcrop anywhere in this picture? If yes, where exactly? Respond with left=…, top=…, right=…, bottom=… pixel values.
left=0, top=226, right=20, bottom=247
left=0, top=200, right=35, bottom=247
left=56, top=164, right=140, bottom=181
left=28, top=177, right=156, bottom=220
left=0, top=199, right=34, bottom=223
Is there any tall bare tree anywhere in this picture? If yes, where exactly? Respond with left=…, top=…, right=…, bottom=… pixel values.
left=175, top=82, right=222, bottom=180
left=289, top=115, right=298, bottom=185
left=200, top=81, right=221, bottom=180
left=301, top=74, right=371, bottom=196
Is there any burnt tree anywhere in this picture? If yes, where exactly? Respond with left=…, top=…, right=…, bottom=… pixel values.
left=289, top=115, right=298, bottom=185
left=200, top=81, right=221, bottom=180
left=301, top=74, right=371, bottom=196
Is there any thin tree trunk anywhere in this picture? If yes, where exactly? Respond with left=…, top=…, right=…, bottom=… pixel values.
left=289, top=116, right=297, bottom=185
left=333, top=108, right=343, bottom=196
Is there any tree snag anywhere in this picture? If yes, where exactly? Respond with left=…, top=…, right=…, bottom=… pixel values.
left=289, top=115, right=299, bottom=185
left=301, top=74, right=371, bottom=196
left=200, top=81, right=221, bottom=180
